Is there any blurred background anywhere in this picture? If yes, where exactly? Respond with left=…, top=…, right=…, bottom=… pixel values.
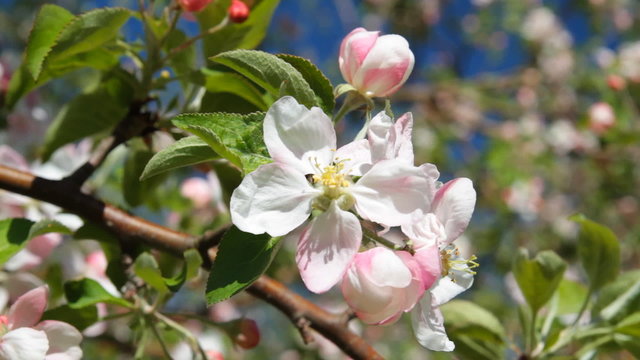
left=1, top=0, right=639, bottom=359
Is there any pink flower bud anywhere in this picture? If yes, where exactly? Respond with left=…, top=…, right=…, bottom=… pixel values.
left=588, top=102, right=615, bottom=134
left=341, top=247, right=424, bottom=325
left=339, top=28, right=414, bottom=98
left=607, top=74, right=626, bottom=91
left=178, top=0, right=212, bottom=12
left=206, top=350, right=224, bottom=360
left=234, top=318, right=260, bottom=349
left=228, top=0, right=250, bottom=23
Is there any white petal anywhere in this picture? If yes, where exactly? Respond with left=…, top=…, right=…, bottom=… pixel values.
left=263, top=96, right=336, bottom=174
left=367, top=247, right=412, bottom=288
left=35, top=321, right=82, bottom=358
left=367, top=111, right=393, bottom=162
left=0, top=328, right=49, bottom=360
left=334, top=139, right=371, bottom=176
left=3, top=250, right=42, bottom=272
left=432, top=178, right=476, bottom=244
left=351, top=160, right=433, bottom=227
left=431, top=269, right=474, bottom=306
left=386, top=112, right=414, bottom=164
left=230, top=163, right=320, bottom=237
left=296, top=201, right=362, bottom=293
left=411, top=294, right=455, bottom=352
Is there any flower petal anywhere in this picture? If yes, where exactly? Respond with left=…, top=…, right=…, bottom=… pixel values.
left=364, top=247, right=412, bottom=288
left=411, top=293, right=455, bottom=352
left=351, top=160, right=433, bottom=227
left=431, top=269, right=474, bottom=307
left=412, top=244, right=441, bottom=291
left=263, top=96, right=336, bottom=174
left=367, top=111, right=393, bottom=162
left=230, top=163, right=320, bottom=237
left=35, top=320, right=82, bottom=358
left=8, top=286, right=48, bottom=329
left=339, top=28, right=379, bottom=84
left=432, top=178, right=476, bottom=244
left=386, top=112, right=414, bottom=164
left=335, top=139, right=371, bottom=176
left=296, top=201, right=362, bottom=293
left=0, top=328, right=49, bottom=360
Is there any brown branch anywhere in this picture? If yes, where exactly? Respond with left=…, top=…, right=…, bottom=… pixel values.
left=0, top=164, right=383, bottom=360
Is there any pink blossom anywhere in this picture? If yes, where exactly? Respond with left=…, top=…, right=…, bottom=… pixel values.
left=341, top=247, right=426, bottom=325
left=178, top=0, right=212, bottom=12
left=181, top=177, right=213, bottom=208
left=339, top=28, right=414, bottom=98
left=588, top=102, right=615, bottom=134
left=0, top=286, right=82, bottom=360
left=230, top=97, right=436, bottom=293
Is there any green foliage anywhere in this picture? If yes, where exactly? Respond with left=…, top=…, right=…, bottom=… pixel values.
left=441, top=300, right=506, bottom=360
left=6, top=6, right=132, bottom=108
left=570, top=214, right=621, bottom=291
left=212, top=50, right=317, bottom=110
left=42, top=305, right=98, bottom=331
left=173, top=111, right=271, bottom=175
left=276, top=54, right=335, bottom=115
left=199, top=68, right=270, bottom=111
left=0, top=218, right=71, bottom=266
left=206, top=226, right=281, bottom=304
left=123, top=142, right=169, bottom=208
left=64, top=278, right=132, bottom=308
left=140, top=136, right=218, bottom=180
left=197, top=0, right=280, bottom=57
left=512, top=248, right=567, bottom=313
left=41, top=69, right=135, bottom=161
left=593, top=270, right=640, bottom=323
left=133, top=250, right=201, bottom=293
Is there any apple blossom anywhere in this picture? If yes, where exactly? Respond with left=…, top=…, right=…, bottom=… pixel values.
left=178, top=0, right=212, bottom=12
left=230, top=96, right=436, bottom=293
left=401, top=178, right=477, bottom=351
left=341, top=247, right=432, bottom=325
left=0, top=286, right=82, bottom=360
left=339, top=28, right=414, bottom=98
left=588, top=102, right=615, bottom=134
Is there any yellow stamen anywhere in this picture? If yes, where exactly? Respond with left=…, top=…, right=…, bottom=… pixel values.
left=440, top=246, right=479, bottom=278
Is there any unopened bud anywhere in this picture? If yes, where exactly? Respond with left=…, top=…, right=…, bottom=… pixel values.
left=178, top=0, right=212, bottom=12
left=607, top=74, right=626, bottom=91
left=228, top=0, right=250, bottom=23
left=224, top=318, right=260, bottom=349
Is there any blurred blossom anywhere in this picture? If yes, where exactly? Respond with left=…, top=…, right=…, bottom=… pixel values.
left=542, top=195, right=578, bottom=238
left=171, top=330, right=226, bottom=359
left=618, top=42, right=640, bottom=81
left=517, top=87, right=538, bottom=108
left=613, top=7, right=633, bottom=31
left=539, top=49, right=574, bottom=81
left=228, top=0, right=250, bottom=23
left=503, top=177, right=544, bottom=221
left=472, top=0, right=494, bottom=7
left=178, top=0, right=212, bottom=12
left=421, top=0, right=440, bottom=25
left=546, top=120, right=597, bottom=155
left=594, top=47, right=616, bottom=69
left=521, top=8, right=560, bottom=43
left=607, top=74, right=626, bottom=91
left=588, top=102, right=615, bottom=134
left=180, top=172, right=227, bottom=215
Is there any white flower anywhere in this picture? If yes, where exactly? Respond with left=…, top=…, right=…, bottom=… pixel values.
left=231, top=97, right=436, bottom=293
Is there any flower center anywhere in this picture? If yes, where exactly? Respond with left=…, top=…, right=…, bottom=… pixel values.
left=311, top=158, right=351, bottom=200
left=440, top=246, right=479, bottom=278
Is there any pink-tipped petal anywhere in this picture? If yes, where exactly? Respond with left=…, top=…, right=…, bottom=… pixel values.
left=335, top=139, right=371, bottom=176
left=432, top=178, right=476, bottom=244
left=339, top=28, right=379, bottom=84
left=26, top=233, right=62, bottom=259
left=35, top=321, right=82, bottom=359
left=296, top=201, right=362, bottom=293
left=0, top=145, right=29, bottom=171
left=411, top=294, right=455, bottom=352
left=263, top=96, right=336, bottom=175
left=352, top=160, right=433, bottom=227
left=386, top=112, right=414, bottom=164
left=411, top=244, right=441, bottom=291
left=0, top=328, right=49, bottom=360
left=8, top=286, right=48, bottom=329
left=230, top=163, right=320, bottom=237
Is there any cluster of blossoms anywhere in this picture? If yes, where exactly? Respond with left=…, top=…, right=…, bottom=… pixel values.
left=230, top=28, right=477, bottom=351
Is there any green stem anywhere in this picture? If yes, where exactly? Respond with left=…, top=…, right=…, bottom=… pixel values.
left=155, top=311, right=208, bottom=360
left=571, top=287, right=593, bottom=328
left=99, top=311, right=134, bottom=322
left=150, top=320, right=173, bottom=359
left=161, top=16, right=230, bottom=64
left=528, top=311, right=538, bottom=357
left=354, top=106, right=373, bottom=141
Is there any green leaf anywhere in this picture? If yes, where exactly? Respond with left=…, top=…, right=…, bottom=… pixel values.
left=24, top=4, right=75, bottom=80
left=200, top=68, right=269, bottom=110
left=276, top=54, right=335, bottom=115
left=140, top=136, right=218, bottom=180
left=173, top=112, right=271, bottom=175
left=197, top=0, right=280, bottom=57
left=0, top=218, right=35, bottom=265
left=212, top=50, right=317, bottom=109
left=165, top=29, right=195, bottom=79
left=512, top=248, right=567, bottom=313
left=164, top=249, right=203, bottom=292
left=64, top=278, right=132, bottom=309
left=41, top=69, right=135, bottom=161
left=555, top=279, right=589, bottom=315
left=134, top=252, right=170, bottom=293
left=47, top=7, right=132, bottom=63
left=206, top=226, right=281, bottom=304
left=594, top=270, right=640, bottom=322
left=570, top=214, right=621, bottom=291
left=601, top=278, right=640, bottom=321
left=28, top=219, right=72, bottom=239
left=441, top=300, right=506, bottom=344
left=616, top=312, right=640, bottom=337
left=74, top=221, right=120, bottom=259
left=42, top=305, right=98, bottom=331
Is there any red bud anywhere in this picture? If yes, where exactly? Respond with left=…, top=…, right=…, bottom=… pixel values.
left=234, top=318, right=260, bottom=349
left=607, top=74, right=626, bottom=91
left=228, top=0, right=250, bottom=23
left=178, top=0, right=212, bottom=12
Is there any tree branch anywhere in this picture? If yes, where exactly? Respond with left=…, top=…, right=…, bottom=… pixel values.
left=0, top=164, right=383, bottom=360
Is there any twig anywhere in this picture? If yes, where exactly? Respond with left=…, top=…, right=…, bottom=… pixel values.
left=0, top=164, right=383, bottom=360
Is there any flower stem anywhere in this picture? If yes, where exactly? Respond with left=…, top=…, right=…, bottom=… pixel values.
left=354, top=105, right=373, bottom=141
